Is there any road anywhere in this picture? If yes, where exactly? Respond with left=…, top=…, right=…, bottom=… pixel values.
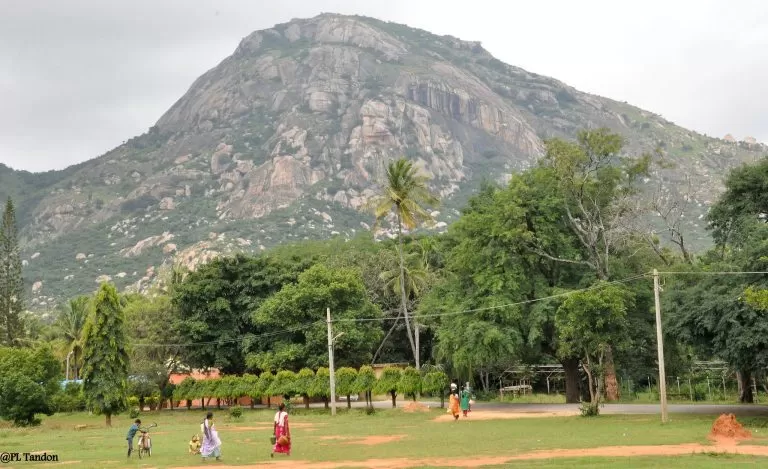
left=328, top=399, right=768, bottom=416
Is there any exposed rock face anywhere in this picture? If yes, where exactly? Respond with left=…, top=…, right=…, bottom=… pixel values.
left=7, top=13, right=766, bottom=308
left=122, top=232, right=175, bottom=257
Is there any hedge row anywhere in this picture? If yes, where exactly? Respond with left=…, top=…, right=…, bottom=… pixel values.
left=171, top=366, right=449, bottom=409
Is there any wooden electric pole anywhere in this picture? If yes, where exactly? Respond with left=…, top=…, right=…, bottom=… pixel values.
left=327, top=307, right=337, bottom=416
left=653, top=269, right=669, bottom=423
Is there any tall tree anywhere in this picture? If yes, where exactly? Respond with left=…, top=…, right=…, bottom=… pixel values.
left=81, top=283, right=130, bottom=426
left=173, top=254, right=308, bottom=374
left=543, top=129, right=651, bottom=401
left=54, top=295, right=90, bottom=380
left=124, top=293, right=182, bottom=407
left=555, top=282, right=633, bottom=408
left=370, top=158, right=439, bottom=368
left=0, top=198, right=24, bottom=346
left=248, top=264, right=382, bottom=370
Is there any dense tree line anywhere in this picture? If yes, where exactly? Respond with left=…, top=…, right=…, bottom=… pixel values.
left=4, top=128, right=768, bottom=426
left=169, top=366, right=448, bottom=411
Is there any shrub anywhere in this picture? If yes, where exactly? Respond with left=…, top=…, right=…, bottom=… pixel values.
left=579, top=401, right=600, bottom=417
left=354, top=366, right=377, bottom=409
left=229, top=405, right=243, bottom=420
left=51, top=382, right=86, bottom=413
left=127, top=396, right=140, bottom=408
left=422, top=371, right=449, bottom=408
left=397, top=367, right=422, bottom=401
left=374, top=367, right=402, bottom=408
left=0, top=373, right=52, bottom=426
left=335, top=367, right=358, bottom=409
left=129, top=408, right=140, bottom=419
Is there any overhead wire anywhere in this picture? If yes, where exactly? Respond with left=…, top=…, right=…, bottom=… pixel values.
left=130, top=272, right=650, bottom=348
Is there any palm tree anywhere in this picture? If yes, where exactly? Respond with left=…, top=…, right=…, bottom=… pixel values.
left=370, top=158, right=438, bottom=368
left=372, top=250, right=431, bottom=364
left=54, top=296, right=90, bottom=380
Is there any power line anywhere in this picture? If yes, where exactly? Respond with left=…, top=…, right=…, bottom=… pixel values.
left=130, top=273, right=648, bottom=348
left=656, top=271, right=768, bottom=275
left=130, top=271, right=768, bottom=348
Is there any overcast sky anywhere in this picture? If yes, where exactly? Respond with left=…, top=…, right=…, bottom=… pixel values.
left=1, top=0, right=766, bottom=172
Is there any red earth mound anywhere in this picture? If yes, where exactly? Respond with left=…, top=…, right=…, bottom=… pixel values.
left=708, top=413, right=752, bottom=442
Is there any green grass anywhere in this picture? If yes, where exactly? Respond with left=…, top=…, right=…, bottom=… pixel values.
left=1, top=409, right=766, bottom=468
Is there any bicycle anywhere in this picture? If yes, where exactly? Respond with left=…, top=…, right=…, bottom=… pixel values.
left=137, top=423, right=157, bottom=459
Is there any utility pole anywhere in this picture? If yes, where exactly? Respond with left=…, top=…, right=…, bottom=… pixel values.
left=653, top=269, right=669, bottom=423
left=65, top=350, right=73, bottom=381
left=415, top=322, right=420, bottom=371
left=327, top=307, right=337, bottom=416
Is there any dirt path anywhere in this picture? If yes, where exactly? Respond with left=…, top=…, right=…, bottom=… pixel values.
left=433, top=410, right=577, bottom=421
left=171, top=442, right=768, bottom=468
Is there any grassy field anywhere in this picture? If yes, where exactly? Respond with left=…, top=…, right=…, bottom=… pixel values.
left=1, top=407, right=767, bottom=468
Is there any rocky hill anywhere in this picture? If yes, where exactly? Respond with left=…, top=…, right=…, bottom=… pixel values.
left=4, top=13, right=764, bottom=311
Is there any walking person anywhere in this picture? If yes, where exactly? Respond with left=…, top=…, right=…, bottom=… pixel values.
left=449, top=391, right=460, bottom=421
left=271, top=403, right=291, bottom=457
left=200, top=412, right=222, bottom=461
left=460, top=386, right=471, bottom=417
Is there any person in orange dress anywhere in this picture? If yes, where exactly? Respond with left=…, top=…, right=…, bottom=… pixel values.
left=449, top=392, right=460, bottom=421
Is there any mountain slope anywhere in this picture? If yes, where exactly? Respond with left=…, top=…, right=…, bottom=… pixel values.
left=8, top=13, right=765, bottom=310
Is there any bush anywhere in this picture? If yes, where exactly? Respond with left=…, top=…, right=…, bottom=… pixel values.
left=129, top=408, right=140, bottom=419
left=51, top=382, right=86, bottom=413
left=0, top=373, right=52, bottom=426
left=579, top=401, right=600, bottom=417
left=127, top=396, right=140, bottom=408
left=397, top=367, right=422, bottom=401
left=229, top=405, right=243, bottom=420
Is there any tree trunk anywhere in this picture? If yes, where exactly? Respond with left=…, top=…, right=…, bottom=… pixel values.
left=562, top=357, right=581, bottom=403
left=346, top=394, right=352, bottom=409
left=440, top=394, right=445, bottom=408
left=216, top=398, right=221, bottom=409
left=396, top=213, right=418, bottom=366
left=186, top=399, right=192, bottom=410
left=105, top=413, right=112, bottom=427
left=390, top=391, right=397, bottom=408
left=603, top=346, right=620, bottom=401
left=324, top=397, right=329, bottom=409
left=739, top=370, right=754, bottom=403
left=266, top=396, right=271, bottom=409
left=584, top=355, right=596, bottom=405
left=139, top=397, right=145, bottom=411
left=250, top=398, right=255, bottom=409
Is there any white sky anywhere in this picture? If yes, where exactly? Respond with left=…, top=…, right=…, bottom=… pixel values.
left=1, top=0, right=766, bottom=172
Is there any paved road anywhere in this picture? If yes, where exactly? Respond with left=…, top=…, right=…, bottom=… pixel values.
left=326, top=399, right=768, bottom=416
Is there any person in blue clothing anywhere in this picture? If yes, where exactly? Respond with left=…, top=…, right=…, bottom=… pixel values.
left=126, top=419, right=141, bottom=458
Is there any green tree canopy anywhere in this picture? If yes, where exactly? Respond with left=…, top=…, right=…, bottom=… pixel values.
left=556, top=282, right=634, bottom=406
left=335, top=367, right=358, bottom=408
left=374, top=366, right=402, bottom=408
left=0, top=344, right=60, bottom=425
left=81, top=283, right=130, bottom=426
left=174, top=254, right=309, bottom=374
left=0, top=197, right=24, bottom=346
left=397, top=366, right=422, bottom=401
left=248, top=264, right=382, bottom=370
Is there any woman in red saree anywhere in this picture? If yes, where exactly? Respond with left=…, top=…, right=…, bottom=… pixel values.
left=271, top=403, right=291, bottom=457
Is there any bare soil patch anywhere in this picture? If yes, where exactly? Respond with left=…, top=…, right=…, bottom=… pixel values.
left=433, top=410, right=577, bottom=422
left=402, top=402, right=430, bottom=413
